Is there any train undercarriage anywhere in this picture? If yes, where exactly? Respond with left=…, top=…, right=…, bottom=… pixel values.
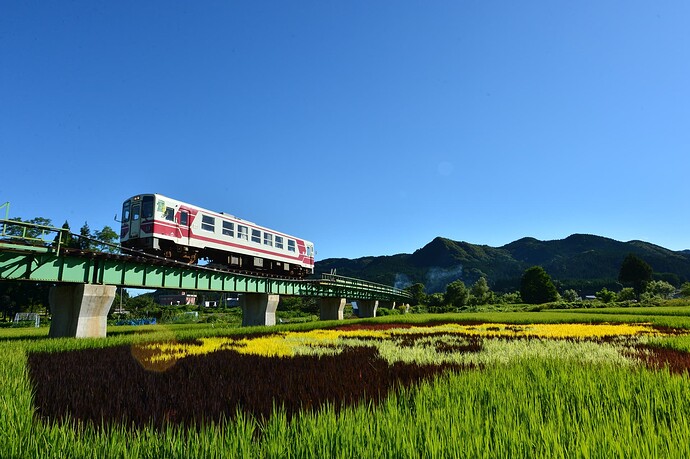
left=141, top=239, right=311, bottom=278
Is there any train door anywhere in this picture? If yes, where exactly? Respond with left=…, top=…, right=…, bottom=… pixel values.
left=179, top=209, right=191, bottom=245
left=130, top=201, right=141, bottom=238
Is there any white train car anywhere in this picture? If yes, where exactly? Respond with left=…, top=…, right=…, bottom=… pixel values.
left=120, top=194, right=314, bottom=277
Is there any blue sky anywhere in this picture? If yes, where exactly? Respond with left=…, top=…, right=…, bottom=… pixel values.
left=2, top=1, right=689, bottom=261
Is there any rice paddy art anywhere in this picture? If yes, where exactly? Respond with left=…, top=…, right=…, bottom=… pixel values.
left=26, top=321, right=688, bottom=431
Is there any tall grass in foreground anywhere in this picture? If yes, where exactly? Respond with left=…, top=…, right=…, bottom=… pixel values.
left=4, top=356, right=690, bottom=458
left=260, top=361, right=690, bottom=458
left=0, top=343, right=37, bottom=458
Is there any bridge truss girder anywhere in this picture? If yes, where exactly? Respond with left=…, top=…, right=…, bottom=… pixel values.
left=0, top=245, right=410, bottom=303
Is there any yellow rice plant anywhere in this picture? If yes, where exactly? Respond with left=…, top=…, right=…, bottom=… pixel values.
left=139, top=322, right=665, bottom=367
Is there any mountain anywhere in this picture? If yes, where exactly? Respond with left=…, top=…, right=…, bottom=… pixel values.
left=315, top=234, right=690, bottom=294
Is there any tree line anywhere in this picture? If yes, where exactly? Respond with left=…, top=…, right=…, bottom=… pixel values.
left=405, top=253, right=690, bottom=311
left=3, top=216, right=119, bottom=252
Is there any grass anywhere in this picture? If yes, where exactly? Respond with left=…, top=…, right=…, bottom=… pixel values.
left=4, top=304, right=690, bottom=457
left=550, top=305, right=690, bottom=317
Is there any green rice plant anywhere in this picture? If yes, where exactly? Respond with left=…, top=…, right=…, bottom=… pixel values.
left=5, top=313, right=690, bottom=457
left=0, top=343, right=35, bottom=459
left=557, top=305, right=690, bottom=317
left=246, top=360, right=690, bottom=458
left=6, top=348, right=690, bottom=457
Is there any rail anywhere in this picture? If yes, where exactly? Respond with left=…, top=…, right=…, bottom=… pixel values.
left=0, top=210, right=125, bottom=256
left=0, top=216, right=69, bottom=253
left=319, top=273, right=412, bottom=300
left=0, top=207, right=411, bottom=301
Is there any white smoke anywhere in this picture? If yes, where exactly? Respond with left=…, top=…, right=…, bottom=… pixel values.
left=394, top=273, right=413, bottom=290
left=426, top=265, right=464, bottom=293
left=393, top=265, right=464, bottom=293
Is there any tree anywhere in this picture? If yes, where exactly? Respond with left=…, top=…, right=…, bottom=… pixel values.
left=77, top=222, right=92, bottom=250
left=0, top=281, right=50, bottom=320
left=278, top=296, right=318, bottom=314
left=126, top=294, right=158, bottom=317
left=618, top=254, right=653, bottom=300
left=54, top=221, right=75, bottom=248
left=5, top=217, right=52, bottom=239
left=681, top=282, right=690, bottom=298
left=618, top=288, right=636, bottom=302
left=596, top=287, right=616, bottom=303
left=405, top=283, right=427, bottom=306
left=646, top=280, right=676, bottom=300
left=427, top=293, right=445, bottom=310
left=520, top=266, right=559, bottom=304
left=444, top=280, right=469, bottom=308
left=4, top=217, right=23, bottom=237
left=496, top=291, right=522, bottom=304
left=94, top=225, right=119, bottom=253
left=561, top=289, right=580, bottom=302
left=469, top=277, right=492, bottom=306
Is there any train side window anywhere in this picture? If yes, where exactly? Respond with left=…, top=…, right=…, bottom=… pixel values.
left=288, top=239, right=296, bottom=252
left=237, top=225, right=248, bottom=240
left=275, top=236, right=284, bottom=249
left=264, top=233, right=273, bottom=246
left=201, top=215, right=215, bottom=232
left=180, top=211, right=188, bottom=226
left=122, top=201, right=131, bottom=222
left=164, top=208, right=174, bottom=221
left=222, top=221, right=234, bottom=237
left=251, top=229, right=261, bottom=243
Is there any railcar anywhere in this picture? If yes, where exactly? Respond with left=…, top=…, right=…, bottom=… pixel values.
left=120, top=194, right=315, bottom=277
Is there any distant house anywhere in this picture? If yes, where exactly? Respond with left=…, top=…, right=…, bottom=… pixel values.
left=158, top=292, right=197, bottom=306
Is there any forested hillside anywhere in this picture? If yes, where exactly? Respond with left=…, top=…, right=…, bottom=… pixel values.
left=315, top=234, right=690, bottom=294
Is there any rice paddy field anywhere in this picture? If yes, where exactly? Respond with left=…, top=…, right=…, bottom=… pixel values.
left=4, top=306, right=690, bottom=458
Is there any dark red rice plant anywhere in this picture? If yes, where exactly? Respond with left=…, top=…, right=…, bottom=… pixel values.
left=28, top=344, right=469, bottom=430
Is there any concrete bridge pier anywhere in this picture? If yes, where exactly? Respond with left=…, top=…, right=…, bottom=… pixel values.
left=319, top=298, right=346, bottom=321
left=357, top=299, right=379, bottom=318
left=49, top=284, right=116, bottom=338
left=241, top=293, right=280, bottom=326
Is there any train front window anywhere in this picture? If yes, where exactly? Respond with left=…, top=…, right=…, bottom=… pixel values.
left=132, top=204, right=140, bottom=221
left=122, top=201, right=131, bottom=222
left=142, top=196, right=154, bottom=219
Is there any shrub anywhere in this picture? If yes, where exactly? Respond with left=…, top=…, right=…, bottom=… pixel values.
left=561, top=289, right=580, bottom=303
left=618, top=288, right=636, bottom=302
left=596, top=288, right=617, bottom=304
left=646, top=280, right=676, bottom=300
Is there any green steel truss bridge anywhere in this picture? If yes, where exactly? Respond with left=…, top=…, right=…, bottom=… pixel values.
left=0, top=212, right=411, bottom=338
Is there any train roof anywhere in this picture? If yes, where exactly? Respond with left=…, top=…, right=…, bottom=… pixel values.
left=126, top=193, right=313, bottom=245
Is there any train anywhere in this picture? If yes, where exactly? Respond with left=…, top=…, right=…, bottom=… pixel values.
left=119, top=194, right=315, bottom=277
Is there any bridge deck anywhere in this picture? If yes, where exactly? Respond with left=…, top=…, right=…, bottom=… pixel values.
left=0, top=241, right=411, bottom=302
